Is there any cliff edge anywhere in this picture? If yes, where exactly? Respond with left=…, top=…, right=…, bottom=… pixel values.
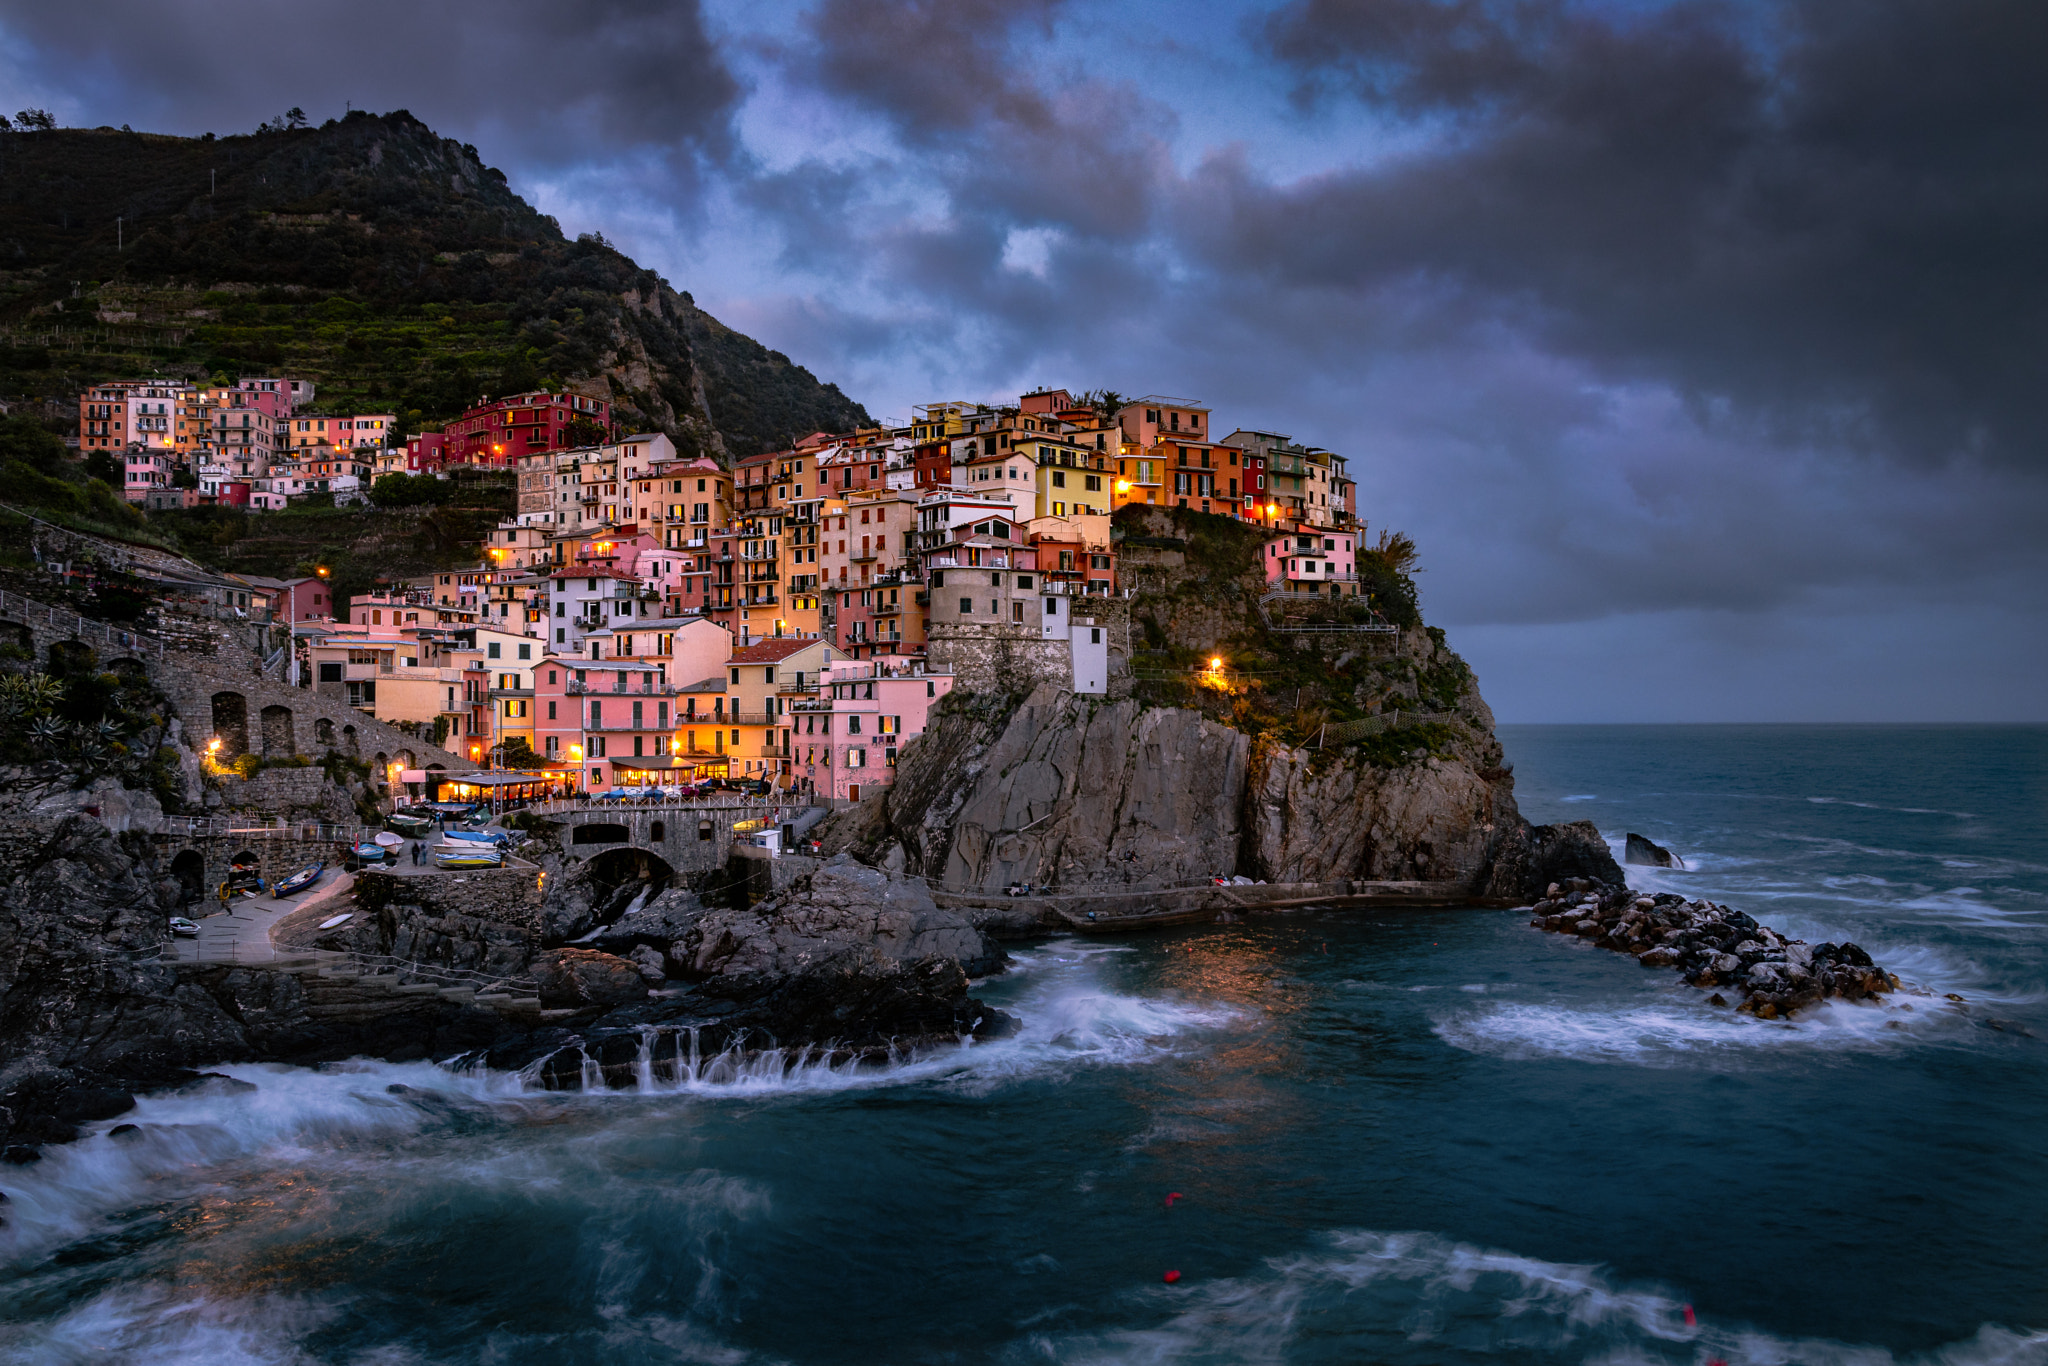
left=820, top=506, right=1614, bottom=899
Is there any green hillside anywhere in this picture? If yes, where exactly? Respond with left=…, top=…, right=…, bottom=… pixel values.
left=0, top=112, right=870, bottom=456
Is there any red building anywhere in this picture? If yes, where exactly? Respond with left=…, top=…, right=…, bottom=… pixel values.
left=444, top=391, right=611, bottom=467
left=912, top=440, right=952, bottom=490
left=406, top=432, right=453, bottom=473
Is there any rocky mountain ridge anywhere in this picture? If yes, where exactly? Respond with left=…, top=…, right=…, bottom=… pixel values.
left=0, top=113, right=870, bottom=456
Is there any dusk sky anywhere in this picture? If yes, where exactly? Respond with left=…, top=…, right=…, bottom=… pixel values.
left=5, top=0, right=2043, bottom=723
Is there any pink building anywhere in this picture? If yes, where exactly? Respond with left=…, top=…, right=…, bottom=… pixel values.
left=122, top=449, right=174, bottom=502
left=1262, top=525, right=1359, bottom=597
left=232, top=377, right=310, bottom=421
left=790, top=658, right=955, bottom=802
left=532, top=657, right=682, bottom=790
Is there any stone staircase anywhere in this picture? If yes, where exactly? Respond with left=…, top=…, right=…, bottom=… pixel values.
left=200, top=949, right=546, bottom=1022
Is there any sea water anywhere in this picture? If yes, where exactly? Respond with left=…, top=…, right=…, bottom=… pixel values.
left=2, top=724, right=2044, bottom=1364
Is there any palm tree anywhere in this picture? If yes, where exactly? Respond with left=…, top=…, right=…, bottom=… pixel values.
left=1081, top=390, right=1127, bottom=422
left=1370, top=529, right=1420, bottom=574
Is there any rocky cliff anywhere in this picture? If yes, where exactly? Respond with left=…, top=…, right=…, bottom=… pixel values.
left=820, top=506, right=1611, bottom=899
left=821, top=662, right=1588, bottom=898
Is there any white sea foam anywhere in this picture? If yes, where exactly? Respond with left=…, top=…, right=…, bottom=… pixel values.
left=1014, top=1227, right=2048, bottom=1366
left=0, top=1282, right=779, bottom=1365
left=0, top=1284, right=344, bottom=1366
left=0, top=953, right=1239, bottom=1269
left=1431, top=995, right=1964, bottom=1067
left=1806, top=796, right=1978, bottom=819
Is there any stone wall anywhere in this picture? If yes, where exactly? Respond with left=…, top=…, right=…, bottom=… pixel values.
left=315, top=866, right=546, bottom=976
left=927, top=597, right=1135, bottom=697
left=223, top=766, right=360, bottom=822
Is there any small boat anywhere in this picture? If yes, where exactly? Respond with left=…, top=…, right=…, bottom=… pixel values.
left=353, top=841, right=393, bottom=866
left=318, top=912, right=354, bottom=930
left=386, top=813, right=434, bottom=838
left=169, top=916, right=199, bottom=937
left=441, top=828, right=508, bottom=846
left=272, top=863, right=324, bottom=898
left=434, top=846, right=504, bottom=869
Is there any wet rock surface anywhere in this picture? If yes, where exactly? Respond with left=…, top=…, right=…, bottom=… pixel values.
left=481, top=951, right=1018, bottom=1091
left=1529, top=877, right=1897, bottom=1018
left=1624, top=832, right=1686, bottom=869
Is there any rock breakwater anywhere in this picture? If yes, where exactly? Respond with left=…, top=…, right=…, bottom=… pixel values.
left=1530, top=878, right=1896, bottom=1018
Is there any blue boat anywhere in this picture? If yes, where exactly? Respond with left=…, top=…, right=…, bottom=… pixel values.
left=441, top=828, right=509, bottom=847
left=272, top=863, right=324, bottom=898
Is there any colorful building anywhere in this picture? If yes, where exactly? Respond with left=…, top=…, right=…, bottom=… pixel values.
left=444, top=390, right=611, bottom=467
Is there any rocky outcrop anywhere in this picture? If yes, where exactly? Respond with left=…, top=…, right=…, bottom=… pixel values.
left=0, top=810, right=518, bottom=1149
left=1530, top=879, right=1895, bottom=1018
left=671, top=858, right=1006, bottom=979
left=1625, top=832, right=1686, bottom=869
left=1246, top=738, right=1515, bottom=884
left=532, top=949, right=650, bottom=1009
left=823, top=683, right=1584, bottom=898
left=1478, top=819, right=1625, bottom=901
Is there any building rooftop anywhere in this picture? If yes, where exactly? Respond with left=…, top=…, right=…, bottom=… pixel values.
left=729, top=639, right=822, bottom=664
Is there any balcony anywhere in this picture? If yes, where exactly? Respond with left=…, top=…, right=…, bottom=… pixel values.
left=870, top=599, right=903, bottom=616
left=678, top=710, right=777, bottom=728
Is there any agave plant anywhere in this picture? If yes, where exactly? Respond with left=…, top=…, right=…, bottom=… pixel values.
left=26, top=716, right=65, bottom=755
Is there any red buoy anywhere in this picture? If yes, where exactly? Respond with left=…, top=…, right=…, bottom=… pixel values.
left=1164, top=1192, right=1184, bottom=1207
left=1163, top=1270, right=1182, bottom=1284
left=1683, top=1305, right=1696, bottom=1327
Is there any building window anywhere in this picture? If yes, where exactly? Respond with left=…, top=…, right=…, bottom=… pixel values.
left=959, top=597, right=973, bottom=614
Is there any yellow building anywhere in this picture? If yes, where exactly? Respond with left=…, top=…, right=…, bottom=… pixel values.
left=722, top=637, right=844, bottom=786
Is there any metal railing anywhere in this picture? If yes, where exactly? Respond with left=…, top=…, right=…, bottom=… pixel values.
left=159, top=814, right=386, bottom=844
left=0, top=587, right=166, bottom=658
left=523, top=795, right=823, bottom=823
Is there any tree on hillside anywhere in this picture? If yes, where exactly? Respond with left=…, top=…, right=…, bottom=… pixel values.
left=286, top=107, right=307, bottom=129
left=1369, top=529, right=1420, bottom=574
left=13, top=108, right=55, bottom=132
left=564, top=415, right=607, bottom=448
left=1082, top=390, right=1127, bottom=421
left=370, top=472, right=453, bottom=507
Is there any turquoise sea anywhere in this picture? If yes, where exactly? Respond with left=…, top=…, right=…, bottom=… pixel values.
left=2, top=725, right=2045, bottom=1363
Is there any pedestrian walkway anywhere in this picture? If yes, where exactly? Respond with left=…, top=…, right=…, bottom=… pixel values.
left=173, top=868, right=354, bottom=964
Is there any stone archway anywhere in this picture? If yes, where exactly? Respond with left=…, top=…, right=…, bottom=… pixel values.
left=169, top=849, right=206, bottom=905
left=584, top=846, right=678, bottom=919
left=373, top=751, right=389, bottom=794
left=341, top=723, right=358, bottom=756
left=211, top=692, right=250, bottom=756
left=314, top=717, right=336, bottom=748
left=260, top=704, right=295, bottom=757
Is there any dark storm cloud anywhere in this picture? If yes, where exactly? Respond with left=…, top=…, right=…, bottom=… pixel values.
left=1247, top=0, right=2048, bottom=465
left=1, top=0, right=740, bottom=172
left=799, top=0, right=1173, bottom=238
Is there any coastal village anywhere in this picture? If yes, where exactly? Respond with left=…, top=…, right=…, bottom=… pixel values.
left=61, top=375, right=1369, bottom=804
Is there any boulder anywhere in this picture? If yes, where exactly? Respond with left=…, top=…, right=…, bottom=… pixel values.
left=591, top=887, right=707, bottom=954
left=532, top=949, right=650, bottom=1009
left=1624, top=832, right=1686, bottom=869
left=672, top=858, right=1006, bottom=981
left=628, top=945, right=668, bottom=985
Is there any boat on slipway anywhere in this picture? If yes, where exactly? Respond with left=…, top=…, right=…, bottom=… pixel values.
left=271, top=863, right=324, bottom=898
